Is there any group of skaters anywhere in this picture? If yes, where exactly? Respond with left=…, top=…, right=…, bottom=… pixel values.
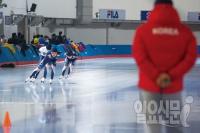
left=25, top=39, right=86, bottom=84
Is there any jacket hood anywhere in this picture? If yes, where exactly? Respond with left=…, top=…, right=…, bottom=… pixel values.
left=148, top=4, right=180, bottom=25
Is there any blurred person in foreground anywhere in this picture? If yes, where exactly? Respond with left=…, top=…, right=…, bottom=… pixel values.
left=132, top=0, right=197, bottom=133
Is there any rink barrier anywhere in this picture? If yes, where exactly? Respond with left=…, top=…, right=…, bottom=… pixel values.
left=0, top=44, right=131, bottom=66
left=0, top=44, right=200, bottom=66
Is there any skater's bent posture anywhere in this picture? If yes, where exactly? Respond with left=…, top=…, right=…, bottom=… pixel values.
left=26, top=48, right=59, bottom=84
left=34, top=44, right=52, bottom=80
left=60, top=51, right=77, bottom=79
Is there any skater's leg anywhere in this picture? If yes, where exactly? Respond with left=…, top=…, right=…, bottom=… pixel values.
left=43, top=65, right=48, bottom=79
left=50, top=65, right=55, bottom=80
left=34, top=71, right=40, bottom=79
left=60, top=58, right=69, bottom=78
left=68, top=65, right=71, bottom=75
left=68, top=62, right=72, bottom=76
left=61, top=65, right=67, bottom=76
left=25, top=67, right=41, bottom=82
left=72, top=58, right=77, bottom=66
left=26, top=57, right=47, bottom=82
left=49, top=65, right=55, bottom=84
left=34, top=55, right=46, bottom=78
left=30, top=68, right=40, bottom=78
left=41, top=66, right=47, bottom=83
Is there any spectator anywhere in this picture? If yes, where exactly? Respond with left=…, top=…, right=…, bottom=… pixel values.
left=78, top=42, right=86, bottom=52
left=2, top=39, right=16, bottom=55
left=44, top=35, right=50, bottom=46
left=31, top=35, right=40, bottom=56
left=57, top=31, right=64, bottom=44
left=65, top=38, right=70, bottom=45
left=32, top=35, right=40, bottom=48
left=39, top=35, right=45, bottom=46
left=132, top=0, right=197, bottom=133
left=17, top=33, right=26, bottom=44
left=0, top=35, right=5, bottom=45
left=62, top=35, right=67, bottom=43
left=71, top=41, right=80, bottom=54
left=8, top=33, right=18, bottom=44
left=18, top=34, right=28, bottom=57
left=50, top=34, right=57, bottom=45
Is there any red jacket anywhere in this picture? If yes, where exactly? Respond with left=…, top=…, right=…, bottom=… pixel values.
left=132, top=4, right=197, bottom=94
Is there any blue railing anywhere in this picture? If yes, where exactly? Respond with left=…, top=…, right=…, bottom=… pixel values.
left=0, top=44, right=131, bottom=65
left=1, top=44, right=200, bottom=65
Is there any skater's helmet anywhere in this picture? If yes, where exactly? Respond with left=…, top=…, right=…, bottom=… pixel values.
left=51, top=47, right=58, bottom=53
left=46, top=44, right=52, bottom=50
left=51, top=47, right=61, bottom=57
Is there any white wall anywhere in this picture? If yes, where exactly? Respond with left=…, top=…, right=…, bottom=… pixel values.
left=38, top=27, right=107, bottom=44
left=37, top=27, right=200, bottom=45
left=1, top=0, right=27, bottom=15
left=4, top=25, right=17, bottom=38
left=67, top=28, right=107, bottom=44
left=93, top=0, right=200, bottom=21
left=38, top=27, right=64, bottom=37
left=108, top=28, right=134, bottom=44
left=1, top=0, right=200, bottom=45
left=174, top=0, right=200, bottom=21
left=27, top=0, right=76, bottom=18
left=30, top=26, right=37, bottom=39
left=1, top=0, right=76, bottom=18
left=3, top=25, right=200, bottom=45
left=2, top=0, right=199, bottom=20
left=93, top=0, right=153, bottom=20
left=38, top=27, right=134, bottom=45
left=194, top=32, right=200, bottom=45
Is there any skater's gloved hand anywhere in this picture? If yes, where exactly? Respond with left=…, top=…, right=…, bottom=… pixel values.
left=156, top=73, right=171, bottom=89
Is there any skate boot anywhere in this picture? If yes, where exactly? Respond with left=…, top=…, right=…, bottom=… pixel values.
left=49, top=79, right=53, bottom=84
left=30, top=78, right=36, bottom=83
left=25, top=77, right=31, bottom=83
left=41, top=77, right=45, bottom=83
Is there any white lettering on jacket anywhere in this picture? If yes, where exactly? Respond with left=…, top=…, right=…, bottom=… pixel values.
left=152, top=27, right=179, bottom=35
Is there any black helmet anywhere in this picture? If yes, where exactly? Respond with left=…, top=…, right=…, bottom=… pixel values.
left=46, top=44, right=52, bottom=50
left=51, top=48, right=58, bottom=53
left=155, top=0, right=173, bottom=5
left=51, top=47, right=62, bottom=54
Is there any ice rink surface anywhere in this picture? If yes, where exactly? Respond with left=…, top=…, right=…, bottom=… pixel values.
left=0, top=58, right=200, bottom=133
